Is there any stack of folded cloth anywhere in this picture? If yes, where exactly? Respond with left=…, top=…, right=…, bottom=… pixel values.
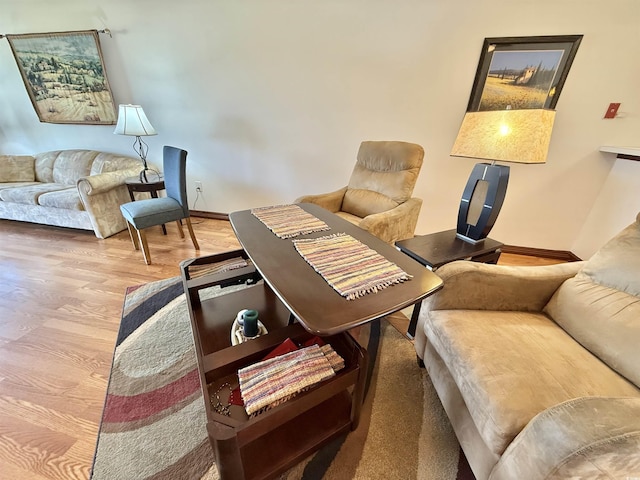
left=187, top=257, right=249, bottom=279
left=238, top=340, right=345, bottom=416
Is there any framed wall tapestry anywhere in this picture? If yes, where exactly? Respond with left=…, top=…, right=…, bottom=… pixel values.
left=466, top=35, right=583, bottom=112
left=6, top=30, right=117, bottom=124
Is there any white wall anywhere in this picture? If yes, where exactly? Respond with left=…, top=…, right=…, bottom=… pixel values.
left=572, top=157, right=640, bottom=259
left=1, top=0, right=639, bottom=257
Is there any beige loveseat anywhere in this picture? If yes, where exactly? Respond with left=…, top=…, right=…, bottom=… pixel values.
left=415, top=213, right=640, bottom=479
left=0, top=150, right=141, bottom=238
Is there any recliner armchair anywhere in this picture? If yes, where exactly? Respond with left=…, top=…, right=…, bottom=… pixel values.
left=414, top=213, right=640, bottom=479
left=295, top=141, right=424, bottom=244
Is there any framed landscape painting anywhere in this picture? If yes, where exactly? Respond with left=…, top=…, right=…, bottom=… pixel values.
left=466, top=35, right=583, bottom=111
left=6, top=30, right=117, bottom=124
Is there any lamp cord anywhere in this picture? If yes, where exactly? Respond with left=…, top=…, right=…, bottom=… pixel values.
left=190, top=189, right=204, bottom=224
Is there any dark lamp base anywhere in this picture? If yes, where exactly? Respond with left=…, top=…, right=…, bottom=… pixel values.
left=456, top=163, right=510, bottom=243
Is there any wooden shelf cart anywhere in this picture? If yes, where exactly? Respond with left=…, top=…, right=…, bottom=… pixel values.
left=180, top=251, right=368, bottom=480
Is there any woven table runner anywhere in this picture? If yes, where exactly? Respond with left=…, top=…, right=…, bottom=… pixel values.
left=251, top=204, right=330, bottom=239
left=186, top=257, right=250, bottom=279
left=293, top=233, right=412, bottom=300
left=238, top=344, right=343, bottom=416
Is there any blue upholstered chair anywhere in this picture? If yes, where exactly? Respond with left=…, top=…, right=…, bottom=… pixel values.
left=120, top=146, right=199, bottom=264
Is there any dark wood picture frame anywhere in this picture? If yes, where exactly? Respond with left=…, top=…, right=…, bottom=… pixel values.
left=6, top=30, right=117, bottom=125
left=467, top=35, right=583, bottom=112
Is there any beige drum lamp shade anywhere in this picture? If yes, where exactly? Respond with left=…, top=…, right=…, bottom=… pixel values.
left=451, top=109, right=556, bottom=164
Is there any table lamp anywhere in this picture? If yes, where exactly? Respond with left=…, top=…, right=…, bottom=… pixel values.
left=114, top=104, right=157, bottom=182
left=450, top=108, right=556, bottom=243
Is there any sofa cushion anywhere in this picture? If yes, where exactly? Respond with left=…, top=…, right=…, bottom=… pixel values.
left=38, top=187, right=84, bottom=210
left=545, top=214, right=640, bottom=388
left=33, top=150, right=99, bottom=184
left=34, top=151, right=59, bottom=183
left=580, top=213, right=640, bottom=296
left=52, top=151, right=96, bottom=185
left=0, top=183, right=72, bottom=205
left=0, top=156, right=36, bottom=182
left=424, top=310, right=640, bottom=457
left=90, top=152, right=143, bottom=175
left=0, top=181, right=39, bottom=192
left=491, top=396, right=640, bottom=480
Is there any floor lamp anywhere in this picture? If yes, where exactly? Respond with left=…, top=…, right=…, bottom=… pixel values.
left=450, top=108, right=556, bottom=243
left=114, top=104, right=158, bottom=183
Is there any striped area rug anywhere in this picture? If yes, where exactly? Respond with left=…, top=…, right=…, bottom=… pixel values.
left=251, top=204, right=331, bottom=239
left=91, top=277, right=475, bottom=480
left=293, top=233, right=412, bottom=300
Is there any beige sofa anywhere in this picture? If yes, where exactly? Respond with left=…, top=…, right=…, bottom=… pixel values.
left=415, top=213, right=640, bottom=479
left=0, top=150, right=141, bottom=238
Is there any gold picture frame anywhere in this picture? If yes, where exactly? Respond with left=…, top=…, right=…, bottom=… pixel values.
left=6, top=30, right=117, bottom=124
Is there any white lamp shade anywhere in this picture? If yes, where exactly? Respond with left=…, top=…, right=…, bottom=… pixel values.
left=114, top=104, right=157, bottom=136
left=451, top=109, right=555, bottom=164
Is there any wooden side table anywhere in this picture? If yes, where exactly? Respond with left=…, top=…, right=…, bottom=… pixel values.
left=124, top=176, right=167, bottom=234
left=395, top=229, right=504, bottom=337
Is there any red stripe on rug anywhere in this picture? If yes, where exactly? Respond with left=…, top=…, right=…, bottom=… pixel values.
left=125, top=284, right=144, bottom=295
left=102, top=368, right=200, bottom=423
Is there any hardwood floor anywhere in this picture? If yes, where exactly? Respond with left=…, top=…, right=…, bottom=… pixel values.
left=0, top=218, right=563, bottom=479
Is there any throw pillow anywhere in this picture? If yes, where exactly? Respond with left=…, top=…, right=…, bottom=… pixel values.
left=0, top=155, right=36, bottom=182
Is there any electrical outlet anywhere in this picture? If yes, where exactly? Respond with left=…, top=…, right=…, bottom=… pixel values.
left=195, top=181, right=203, bottom=192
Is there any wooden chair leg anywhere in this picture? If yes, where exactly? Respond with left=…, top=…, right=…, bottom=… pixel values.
left=176, top=220, right=185, bottom=239
left=126, top=222, right=140, bottom=250
left=185, top=217, right=200, bottom=250
left=137, top=229, right=151, bottom=264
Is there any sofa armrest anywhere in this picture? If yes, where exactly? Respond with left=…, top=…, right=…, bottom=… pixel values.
left=295, top=187, right=347, bottom=213
left=491, top=396, right=640, bottom=480
left=77, top=168, right=140, bottom=196
left=76, top=168, right=140, bottom=239
left=422, top=260, right=584, bottom=313
left=359, top=197, right=422, bottom=244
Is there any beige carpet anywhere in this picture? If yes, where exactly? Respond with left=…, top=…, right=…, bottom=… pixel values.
left=281, top=318, right=462, bottom=480
left=91, top=277, right=472, bottom=479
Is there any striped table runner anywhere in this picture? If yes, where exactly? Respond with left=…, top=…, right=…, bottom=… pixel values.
left=238, top=344, right=344, bottom=416
left=186, top=257, right=249, bottom=279
left=251, top=204, right=330, bottom=239
left=293, top=233, right=412, bottom=300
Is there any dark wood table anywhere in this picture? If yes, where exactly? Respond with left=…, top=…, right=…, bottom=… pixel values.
left=181, top=252, right=368, bottom=480
left=124, top=175, right=166, bottom=234
left=395, top=229, right=503, bottom=270
left=181, top=203, right=443, bottom=480
left=124, top=175, right=165, bottom=201
left=395, top=229, right=503, bottom=337
left=229, top=203, right=444, bottom=336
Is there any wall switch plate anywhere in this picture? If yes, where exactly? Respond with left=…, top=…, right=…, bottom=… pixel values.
left=604, top=103, right=621, bottom=119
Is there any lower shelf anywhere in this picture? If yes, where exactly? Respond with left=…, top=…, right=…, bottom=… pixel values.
left=182, top=252, right=368, bottom=480
left=203, top=325, right=367, bottom=480
left=220, top=391, right=353, bottom=480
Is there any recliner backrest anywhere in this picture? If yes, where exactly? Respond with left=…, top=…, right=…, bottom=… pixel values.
left=342, top=141, right=424, bottom=218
